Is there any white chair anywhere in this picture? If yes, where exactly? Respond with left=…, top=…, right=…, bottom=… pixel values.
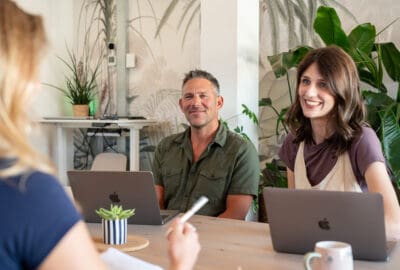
left=91, top=152, right=127, bottom=171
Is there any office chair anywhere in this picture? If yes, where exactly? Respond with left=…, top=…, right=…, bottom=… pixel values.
left=91, top=152, right=127, bottom=171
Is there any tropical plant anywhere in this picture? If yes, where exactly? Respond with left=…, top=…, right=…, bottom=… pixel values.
left=223, top=104, right=288, bottom=218
left=95, top=204, right=135, bottom=220
left=267, top=6, right=400, bottom=183
left=261, top=45, right=312, bottom=136
left=46, top=47, right=100, bottom=106
left=222, top=104, right=259, bottom=142
left=260, top=0, right=356, bottom=55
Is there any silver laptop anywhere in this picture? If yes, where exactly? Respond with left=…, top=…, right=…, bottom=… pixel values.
left=263, top=187, right=396, bottom=261
left=68, top=170, right=179, bottom=225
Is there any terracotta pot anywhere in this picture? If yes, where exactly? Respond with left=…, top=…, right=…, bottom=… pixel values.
left=73, top=104, right=89, bottom=117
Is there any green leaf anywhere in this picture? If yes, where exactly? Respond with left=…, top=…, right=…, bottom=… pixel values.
left=276, top=107, right=288, bottom=135
left=313, top=6, right=350, bottom=50
left=267, top=46, right=313, bottom=78
left=259, top=97, right=272, bottom=107
left=359, top=70, right=387, bottom=93
left=348, top=23, right=375, bottom=55
left=95, top=204, right=135, bottom=220
left=353, top=48, right=386, bottom=92
left=380, top=42, right=400, bottom=82
left=379, top=105, right=400, bottom=181
left=363, top=90, right=395, bottom=130
left=241, top=104, right=259, bottom=125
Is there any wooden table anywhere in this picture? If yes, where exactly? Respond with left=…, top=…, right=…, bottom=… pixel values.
left=88, top=215, right=400, bottom=269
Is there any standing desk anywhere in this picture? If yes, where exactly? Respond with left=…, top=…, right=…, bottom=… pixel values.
left=41, top=118, right=157, bottom=184
left=88, top=215, right=400, bottom=270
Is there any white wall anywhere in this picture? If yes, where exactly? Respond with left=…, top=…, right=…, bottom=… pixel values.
left=201, top=0, right=259, bottom=147
left=16, top=0, right=76, bottom=117
left=15, top=0, right=77, bottom=161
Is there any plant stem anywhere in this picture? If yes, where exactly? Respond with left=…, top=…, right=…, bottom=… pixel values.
left=397, top=82, right=400, bottom=103
left=286, top=72, right=293, bottom=104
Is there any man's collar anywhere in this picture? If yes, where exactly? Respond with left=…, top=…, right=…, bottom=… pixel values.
left=212, top=120, right=227, bottom=147
left=174, top=120, right=228, bottom=147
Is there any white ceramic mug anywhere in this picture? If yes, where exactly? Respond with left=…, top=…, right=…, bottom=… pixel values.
left=304, top=241, right=353, bottom=270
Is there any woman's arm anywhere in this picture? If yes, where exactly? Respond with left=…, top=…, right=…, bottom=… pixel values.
left=365, top=162, right=400, bottom=240
left=38, top=221, right=107, bottom=270
left=286, top=168, right=295, bottom=189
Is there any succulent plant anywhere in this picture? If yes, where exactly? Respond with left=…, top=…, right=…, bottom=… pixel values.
left=95, top=204, right=135, bottom=220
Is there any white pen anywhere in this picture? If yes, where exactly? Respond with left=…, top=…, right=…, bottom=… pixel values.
left=165, top=196, right=209, bottom=236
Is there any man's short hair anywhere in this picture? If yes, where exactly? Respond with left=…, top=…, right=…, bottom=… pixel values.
left=182, top=69, right=220, bottom=94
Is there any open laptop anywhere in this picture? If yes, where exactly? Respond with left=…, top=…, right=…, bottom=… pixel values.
left=263, top=187, right=397, bottom=261
left=68, top=170, right=179, bottom=225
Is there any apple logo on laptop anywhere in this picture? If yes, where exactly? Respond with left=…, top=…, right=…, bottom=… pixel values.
left=109, top=192, right=121, bottom=203
left=318, top=218, right=331, bottom=230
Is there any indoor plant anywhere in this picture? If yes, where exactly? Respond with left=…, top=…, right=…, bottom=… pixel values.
left=96, top=204, right=135, bottom=245
left=48, top=48, right=100, bottom=117
left=266, top=6, right=400, bottom=184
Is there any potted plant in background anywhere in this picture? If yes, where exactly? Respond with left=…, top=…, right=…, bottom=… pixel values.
left=46, top=48, right=101, bottom=117
left=266, top=6, right=400, bottom=188
left=96, top=204, right=135, bottom=245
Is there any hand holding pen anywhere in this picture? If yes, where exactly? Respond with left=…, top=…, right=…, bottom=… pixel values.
left=166, top=196, right=208, bottom=270
left=165, top=196, right=209, bottom=236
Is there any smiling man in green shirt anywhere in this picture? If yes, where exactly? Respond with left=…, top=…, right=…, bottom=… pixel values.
left=152, top=69, right=259, bottom=219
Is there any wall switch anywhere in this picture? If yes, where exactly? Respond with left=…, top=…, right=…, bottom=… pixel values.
left=126, top=53, right=136, bottom=68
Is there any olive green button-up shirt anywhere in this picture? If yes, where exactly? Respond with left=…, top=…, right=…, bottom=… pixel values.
left=152, top=121, right=259, bottom=216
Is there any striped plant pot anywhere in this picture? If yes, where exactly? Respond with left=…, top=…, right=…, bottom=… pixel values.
left=102, top=218, right=128, bottom=245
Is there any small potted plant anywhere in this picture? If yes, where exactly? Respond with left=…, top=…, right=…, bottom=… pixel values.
left=46, top=48, right=100, bottom=117
left=95, top=204, right=135, bottom=245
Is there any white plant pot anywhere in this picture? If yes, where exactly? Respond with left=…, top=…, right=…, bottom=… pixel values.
left=102, top=218, right=128, bottom=245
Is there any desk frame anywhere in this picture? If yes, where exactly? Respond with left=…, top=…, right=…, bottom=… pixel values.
left=41, top=119, right=157, bottom=184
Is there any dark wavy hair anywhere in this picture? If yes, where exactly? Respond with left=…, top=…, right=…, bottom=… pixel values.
left=286, top=45, right=367, bottom=154
left=182, top=69, right=220, bottom=94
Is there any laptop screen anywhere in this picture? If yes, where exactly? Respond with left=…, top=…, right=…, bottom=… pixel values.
left=263, top=187, right=390, bottom=261
left=68, top=170, right=178, bottom=225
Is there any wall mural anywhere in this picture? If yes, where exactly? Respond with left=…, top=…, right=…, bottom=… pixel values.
left=72, top=0, right=359, bottom=170
left=71, top=0, right=118, bottom=169
left=72, top=0, right=200, bottom=170
left=126, top=0, right=200, bottom=170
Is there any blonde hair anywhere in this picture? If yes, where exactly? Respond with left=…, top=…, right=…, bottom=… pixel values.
left=0, top=0, right=54, bottom=177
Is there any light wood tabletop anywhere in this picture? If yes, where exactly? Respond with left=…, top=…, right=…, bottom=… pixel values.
left=88, top=215, right=400, bottom=269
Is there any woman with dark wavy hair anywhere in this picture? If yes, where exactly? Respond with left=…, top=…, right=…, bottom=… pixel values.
left=279, top=46, right=400, bottom=239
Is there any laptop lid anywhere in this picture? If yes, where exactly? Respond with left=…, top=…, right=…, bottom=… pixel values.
left=263, top=187, right=393, bottom=261
left=68, top=170, right=179, bottom=225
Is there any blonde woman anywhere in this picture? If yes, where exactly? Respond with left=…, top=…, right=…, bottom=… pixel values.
left=0, top=1, right=106, bottom=269
left=0, top=1, right=199, bottom=269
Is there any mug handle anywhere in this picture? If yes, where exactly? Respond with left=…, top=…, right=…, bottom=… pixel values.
left=304, top=252, right=322, bottom=270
